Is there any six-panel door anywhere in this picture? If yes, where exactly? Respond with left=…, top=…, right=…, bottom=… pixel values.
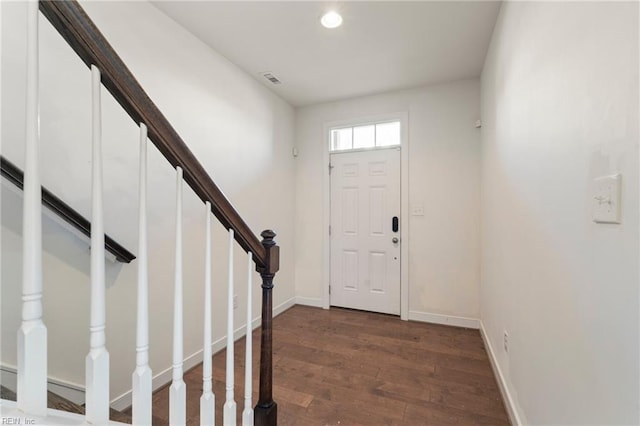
left=330, top=148, right=401, bottom=315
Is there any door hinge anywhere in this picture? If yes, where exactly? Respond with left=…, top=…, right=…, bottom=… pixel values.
left=329, top=225, right=332, bottom=235
left=328, top=162, right=334, bottom=174
left=329, top=285, right=331, bottom=295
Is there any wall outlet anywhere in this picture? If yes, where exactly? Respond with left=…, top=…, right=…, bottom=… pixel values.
left=233, top=294, right=238, bottom=309
left=503, top=330, right=509, bottom=353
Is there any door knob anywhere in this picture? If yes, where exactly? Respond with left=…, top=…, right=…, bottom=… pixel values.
left=392, top=237, right=399, bottom=244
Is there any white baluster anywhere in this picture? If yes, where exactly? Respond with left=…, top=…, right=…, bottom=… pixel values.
left=86, top=64, right=110, bottom=425
left=242, top=252, right=254, bottom=426
left=223, top=229, right=236, bottom=426
left=132, top=123, right=152, bottom=425
left=17, top=0, right=47, bottom=416
left=170, top=166, right=186, bottom=425
left=200, top=202, right=215, bottom=426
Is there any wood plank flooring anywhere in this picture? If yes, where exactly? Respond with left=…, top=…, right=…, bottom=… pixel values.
left=146, top=305, right=509, bottom=425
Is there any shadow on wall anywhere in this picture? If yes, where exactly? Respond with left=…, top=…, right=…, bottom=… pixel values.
left=1, top=178, right=124, bottom=288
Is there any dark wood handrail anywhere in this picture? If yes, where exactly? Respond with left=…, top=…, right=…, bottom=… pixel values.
left=38, top=0, right=267, bottom=269
left=1, top=155, right=135, bottom=263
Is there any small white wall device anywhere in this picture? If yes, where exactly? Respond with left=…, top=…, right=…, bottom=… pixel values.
left=592, top=174, right=621, bottom=224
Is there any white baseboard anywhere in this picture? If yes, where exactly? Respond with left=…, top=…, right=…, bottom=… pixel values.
left=110, top=296, right=296, bottom=411
left=408, top=310, right=480, bottom=329
left=479, top=321, right=523, bottom=426
left=295, top=296, right=324, bottom=308
left=273, top=296, right=297, bottom=316
left=0, top=365, right=86, bottom=406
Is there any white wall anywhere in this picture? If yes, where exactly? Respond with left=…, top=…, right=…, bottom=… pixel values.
left=1, top=0, right=296, bottom=403
left=480, top=2, right=639, bottom=424
left=294, top=79, right=481, bottom=321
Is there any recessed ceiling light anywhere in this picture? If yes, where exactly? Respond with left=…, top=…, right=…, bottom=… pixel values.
left=321, top=11, right=343, bottom=29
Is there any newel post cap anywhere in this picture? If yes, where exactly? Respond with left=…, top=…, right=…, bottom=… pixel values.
left=261, top=229, right=276, bottom=247
left=259, top=229, right=279, bottom=275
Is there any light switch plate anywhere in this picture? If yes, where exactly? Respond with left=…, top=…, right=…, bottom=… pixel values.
left=593, top=174, right=621, bottom=224
left=411, top=204, right=424, bottom=216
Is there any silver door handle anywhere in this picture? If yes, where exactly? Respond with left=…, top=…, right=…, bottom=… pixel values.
left=392, top=237, right=399, bottom=244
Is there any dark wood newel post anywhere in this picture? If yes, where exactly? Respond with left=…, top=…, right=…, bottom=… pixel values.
left=254, top=230, right=279, bottom=426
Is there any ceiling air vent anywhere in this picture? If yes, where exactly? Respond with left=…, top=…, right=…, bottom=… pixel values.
left=262, top=72, right=282, bottom=85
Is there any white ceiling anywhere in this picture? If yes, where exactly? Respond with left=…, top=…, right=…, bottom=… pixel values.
left=152, top=1, right=502, bottom=107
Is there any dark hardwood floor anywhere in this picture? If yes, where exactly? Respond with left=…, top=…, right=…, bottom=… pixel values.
left=146, top=305, right=510, bottom=425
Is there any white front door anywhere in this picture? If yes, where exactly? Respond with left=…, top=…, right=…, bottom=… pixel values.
left=330, top=148, right=401, bottom=315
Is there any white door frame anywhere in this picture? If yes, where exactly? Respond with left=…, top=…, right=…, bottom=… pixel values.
left=322, top=112, right=410, bottom=320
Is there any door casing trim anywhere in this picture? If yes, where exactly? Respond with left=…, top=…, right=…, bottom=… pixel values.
left=322, top=111, right=409, bottom=320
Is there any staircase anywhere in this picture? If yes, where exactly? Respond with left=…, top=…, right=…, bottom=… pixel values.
left=0, top=0, right=279, bottom=424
